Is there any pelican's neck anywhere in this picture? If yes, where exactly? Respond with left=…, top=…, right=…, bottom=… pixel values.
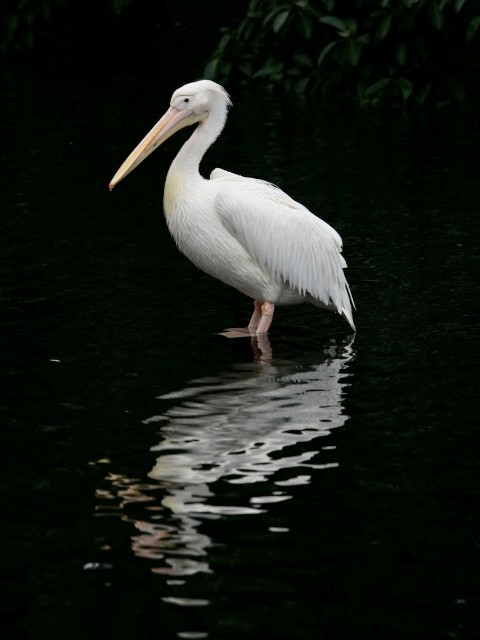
left=170, top=103, right=228, bottom=178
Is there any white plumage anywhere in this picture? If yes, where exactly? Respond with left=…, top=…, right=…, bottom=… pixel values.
left=109, top=80, right=355, bottom=334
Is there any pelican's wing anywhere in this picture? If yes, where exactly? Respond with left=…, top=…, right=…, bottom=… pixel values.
left=211, top=169, right=355, bottom=328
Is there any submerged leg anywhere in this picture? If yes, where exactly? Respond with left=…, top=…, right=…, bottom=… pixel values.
left=248, top=300, right=263, bottom=329
left=256, top=301, right=275, bottom=335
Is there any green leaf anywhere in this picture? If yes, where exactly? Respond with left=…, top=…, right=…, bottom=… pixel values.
left=241, top=20, right=255, bottom=40
left=218, top=33, right=231, bottom=51
left=250, top=0, right=263, bottom=10
left=252, top=60, right=284, bottom=78
left=319, top=15, right=346, bottom=31
left=272, top=10, right=290, bottom=33
left=317, top=40, right=339, bottom=65
left=293, top=52, right=313, bottom=68
left=466, top=16, right=480, bottom=43
left=415, top=83, right=432, bottom=105
left=287, top=64, right=302, bottom=77
left=364, top=78, right=390, bottom=98
left=204, top=58, right=219, bottom=79
left=301, top=2, right=322, bottom=19
left=298, top=12, right=314, bottom=39
left=377, top=14, right=392, bottom=40
left=295, top=77, right=310, bottom=93
left=428, top=0, right=444, bottom=30
left=343, top=17, right=358, bottom=37
left=454, top=0, right=467, bottom=11
left=397, top=78, right=413, bottom=102
left=348, top=40, right=363, bottom=66
left=247, top=0, right=263, bottom=18
left=263, top=5, right=289, bottom=26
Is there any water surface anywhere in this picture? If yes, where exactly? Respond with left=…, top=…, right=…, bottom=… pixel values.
left=0, top=62, right=478, bottom=640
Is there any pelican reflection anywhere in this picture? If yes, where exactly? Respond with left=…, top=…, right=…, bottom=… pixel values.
left=95, top=337, right=354, bottom=576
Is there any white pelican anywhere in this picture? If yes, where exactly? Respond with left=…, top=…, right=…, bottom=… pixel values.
left=109, top=80, right=355, bottom=334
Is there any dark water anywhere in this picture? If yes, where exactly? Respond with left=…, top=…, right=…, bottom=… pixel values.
left=1, top=61, right=479, bottom=640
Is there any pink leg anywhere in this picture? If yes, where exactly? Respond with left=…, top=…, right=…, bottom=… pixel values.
left=248, top=300, right=263, bottom=329
left=256, top=301, right=275, bottom=335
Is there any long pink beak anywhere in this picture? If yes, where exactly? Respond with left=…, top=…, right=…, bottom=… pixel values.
left=109, top=105, right=198, bottom=190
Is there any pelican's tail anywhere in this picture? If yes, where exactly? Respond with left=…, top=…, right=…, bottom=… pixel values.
left=341, top=281, right=356, bottom=332
left=338, top=279, right=357, bottom=333
left=341, top=306, right=356, bottom=332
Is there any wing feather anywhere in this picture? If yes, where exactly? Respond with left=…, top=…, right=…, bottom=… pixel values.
left=211, top=169, right=355, bottom=327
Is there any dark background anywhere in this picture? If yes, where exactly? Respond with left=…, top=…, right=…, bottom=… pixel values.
left=1, top=2, right=479, bottom=640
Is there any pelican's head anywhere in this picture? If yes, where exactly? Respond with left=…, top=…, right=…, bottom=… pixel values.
left=109, top=80, right=231, bottom=190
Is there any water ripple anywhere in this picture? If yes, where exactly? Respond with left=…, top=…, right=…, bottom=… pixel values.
left=95, top=337, right=354, bottom=576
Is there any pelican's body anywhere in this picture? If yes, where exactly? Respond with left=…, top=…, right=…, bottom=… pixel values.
left=110, top=80, right=355, bottom=334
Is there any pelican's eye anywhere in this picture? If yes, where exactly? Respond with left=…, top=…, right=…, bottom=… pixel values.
left=183, top=98, right=190, bottom=103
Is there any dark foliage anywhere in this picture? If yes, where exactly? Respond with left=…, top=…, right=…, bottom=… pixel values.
left=3, top=0, right=479, bottom=105
left=205, top=0, right=480, bottom=105
left=1, top=0, right=131, bottom=53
